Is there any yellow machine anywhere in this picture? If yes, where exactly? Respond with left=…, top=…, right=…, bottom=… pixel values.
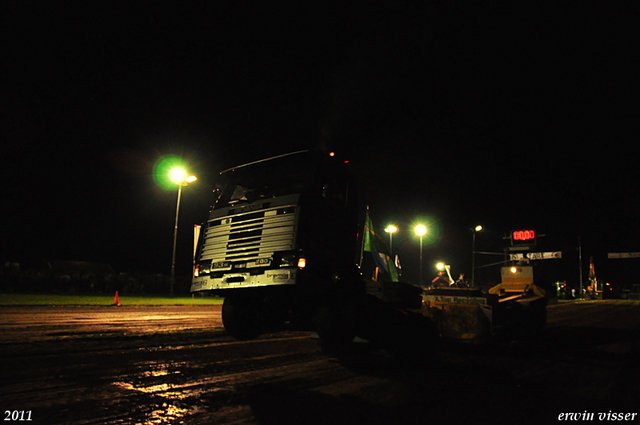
left=421, top=287, right=491, bottom=340
left=421, top=266, right=547, bottom=340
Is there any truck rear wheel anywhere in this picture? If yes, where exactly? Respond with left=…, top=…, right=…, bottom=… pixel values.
left=222, top=296, right=263, bottom=340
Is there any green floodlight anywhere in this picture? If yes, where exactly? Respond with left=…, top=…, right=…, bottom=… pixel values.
left=169, top=167, right=187, bottom=184
left=385, top=225, right=398, bottom=234
left=414, top=224, right=427, bottom=237
left=411, top=217, right=440, bottom=247
left=167, top=165, right=197, bottom=297
left=153, top=155, right=188, bottom=190
left=385, top=225, right=398, bottom=255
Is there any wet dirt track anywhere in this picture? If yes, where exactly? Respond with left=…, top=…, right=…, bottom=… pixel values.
left=0, top=306, right=224, bottom=344
left=1, top=301, right=639, bottom=425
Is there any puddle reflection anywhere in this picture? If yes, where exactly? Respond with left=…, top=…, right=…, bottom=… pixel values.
left=146, top=403, right=189, bottom=425
left=112, top=363, right=195, bottom=423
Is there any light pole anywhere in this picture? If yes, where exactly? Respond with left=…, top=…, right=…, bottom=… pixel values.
left=471, top=225, right=482, bottom=287
left=415, top=224, right=427, bottom=287
left=385, top=224, right=398, bottom=255
left=170, top=167, right=197, bottom=297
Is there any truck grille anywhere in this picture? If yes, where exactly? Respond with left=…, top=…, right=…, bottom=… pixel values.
left=200, top=206, right=297, bottom=264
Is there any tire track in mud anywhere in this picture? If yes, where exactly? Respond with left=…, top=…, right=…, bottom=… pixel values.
left=1, top=330, right=349, bottom=425
left=2, top=302, right=640, bottom=424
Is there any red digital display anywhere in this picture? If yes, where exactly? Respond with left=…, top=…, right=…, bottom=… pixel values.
left=513, top=230, right=535, bottom=241
left=512, top=230, right=536, bottom=245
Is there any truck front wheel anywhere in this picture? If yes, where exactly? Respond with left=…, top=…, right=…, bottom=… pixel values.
left=222, top=296, right=263, bottom=340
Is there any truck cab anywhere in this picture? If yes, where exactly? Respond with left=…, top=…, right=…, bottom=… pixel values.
left=191, top=150, right=361, bottom=339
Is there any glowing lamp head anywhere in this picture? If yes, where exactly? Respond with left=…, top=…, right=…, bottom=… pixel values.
left=385, top=225, right=398, bottom=234
left=436, top=262, right=445, bottom=271
left=169, top=167, right=187, bottom=184
left=414, top=224, right=427, bottom=237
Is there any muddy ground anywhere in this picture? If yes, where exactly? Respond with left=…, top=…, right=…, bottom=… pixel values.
left=1, top=301, right=639, bottom=424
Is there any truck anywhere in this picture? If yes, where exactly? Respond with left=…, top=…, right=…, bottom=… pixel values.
left=191, top=150, right=436, bottom=355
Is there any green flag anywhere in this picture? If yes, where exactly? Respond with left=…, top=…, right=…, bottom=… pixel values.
left=363, top=210, right=399, bottom=282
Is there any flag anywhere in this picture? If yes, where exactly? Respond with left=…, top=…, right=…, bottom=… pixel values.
left=363, top=209, right=399, bottom=282
left=363, top=211, right=383, bottom=253
left=395, top=254, right=402, bottom=276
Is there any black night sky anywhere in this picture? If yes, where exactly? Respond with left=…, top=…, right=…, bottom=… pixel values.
left=2, top=1, right=639, bottom=289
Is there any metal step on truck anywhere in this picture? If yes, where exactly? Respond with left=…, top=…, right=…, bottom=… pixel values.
left=190, top=150, right=436, bottom=356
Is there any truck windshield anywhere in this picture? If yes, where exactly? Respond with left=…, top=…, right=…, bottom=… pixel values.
left=213, top=153, right=317, bottom=209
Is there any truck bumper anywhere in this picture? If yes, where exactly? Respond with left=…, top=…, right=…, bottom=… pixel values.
left=191, top=268, right=298, bottom=292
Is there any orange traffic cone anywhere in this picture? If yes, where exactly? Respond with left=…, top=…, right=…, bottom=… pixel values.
left=113, top=291, right=121, bottom=306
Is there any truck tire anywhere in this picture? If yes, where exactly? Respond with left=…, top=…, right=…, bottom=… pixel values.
left=222, top=296, right=263, bottom=340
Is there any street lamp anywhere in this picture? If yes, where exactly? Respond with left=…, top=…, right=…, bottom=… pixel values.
left=170, top=167, right=197, bottom=297
left=414, top=224, right=427, bottom=287
left=384, top=224, right=398, bottom=255
left=471, top=225, right=482, bottom=287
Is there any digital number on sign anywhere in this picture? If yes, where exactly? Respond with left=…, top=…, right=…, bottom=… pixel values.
left=4, top=411, right=32, bottom=422
left=513, top=230, right=535, bottom=241
left=512, top=230, right=536, bottom=245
